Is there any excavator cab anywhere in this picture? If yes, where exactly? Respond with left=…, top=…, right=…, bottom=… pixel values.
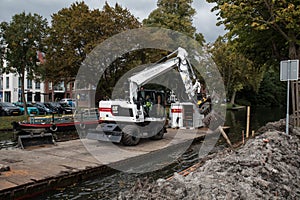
left=137, top=89, right=166, bottom=118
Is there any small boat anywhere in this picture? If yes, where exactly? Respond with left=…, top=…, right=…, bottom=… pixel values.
left=12, top=113, right=100, bottom=149
left=12, top=114, right=100, bottom=133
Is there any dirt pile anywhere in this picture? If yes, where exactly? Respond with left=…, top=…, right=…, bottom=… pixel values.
left=118, top=128, right=300, bottom=199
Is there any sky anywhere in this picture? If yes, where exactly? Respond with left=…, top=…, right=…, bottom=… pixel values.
left=0, top=0, right=226, bottom=43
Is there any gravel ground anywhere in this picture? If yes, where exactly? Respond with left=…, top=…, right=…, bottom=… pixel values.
left=117, top=122, right=300, bottom=200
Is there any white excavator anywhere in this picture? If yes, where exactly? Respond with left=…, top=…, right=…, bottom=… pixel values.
left=87, top=47, right=209, bottom=145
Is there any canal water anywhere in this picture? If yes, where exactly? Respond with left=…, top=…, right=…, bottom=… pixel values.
left=224, top=106, right=286, bottom=143
left=1, top=106, right=286, bottom=199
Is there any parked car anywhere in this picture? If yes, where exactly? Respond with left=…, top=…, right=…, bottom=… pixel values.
left=34, top=102, right=57, bottom=115
left=33, top=104, right=47, bottom=115
left=0, top=102, right=21, bottom=116
left=43, top=102, right=59, bottom=114
left=59, top=102, right=75, bottom=114
left=60, top=98, right=76, bottom=107
left=13, top=102, right=39, bottom=115
left=44, top=102, right=73, bottom=114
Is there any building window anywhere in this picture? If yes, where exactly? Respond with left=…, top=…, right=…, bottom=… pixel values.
left=35, top=81, right=41, bottom=89
left=49, top=82, right=52, bottom=90
left=27, top=79, right=32, bottom=89
left=54, top=82, right=64, bottom=91
left=49, top=93, right=52, bottom=102
left=18, top=77, right=22, bottom=88
left=0, top=77, right=3, bottom=90
left=34, top=92, right=41, bottom=102
left=18, top=91, right=22, bottom=102
left=6, top=77, right=9, bottom=89
left=27, top=92, right=32, bottom=102
left=4, top=91, right=11, bottom=102
left=71, top=82, right=75, bottom=91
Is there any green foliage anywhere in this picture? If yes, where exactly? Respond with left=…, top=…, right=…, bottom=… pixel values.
left=208, top=0, right=300, bottom=59
left=0, top=12, right=48, bottom=76
left=43, top=2, right=95, bottom=85
left=138, top=0, right=210, bottom=102
left=211, top=37, right=265, bottom=104
left=143, top=0, right=204, bottom=45
left=0, top=115, right=27, bottom=130
left=207, top=0, right=300, bottom=106
left=0, top=12, right=48, bottom=115
left=43, top=1, right=141, bottom=89
left=238, top=70, right=286, bottom=106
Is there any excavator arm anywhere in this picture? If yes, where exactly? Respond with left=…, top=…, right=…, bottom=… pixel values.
left=128, top=47, right=200, bottom=103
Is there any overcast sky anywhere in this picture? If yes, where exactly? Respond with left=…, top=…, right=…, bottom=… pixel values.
left=0, top=0, right=226, bottom=43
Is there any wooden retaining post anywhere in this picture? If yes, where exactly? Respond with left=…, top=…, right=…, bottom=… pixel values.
left=291, top=81, right=300, bottom=127
left=242, top=130, right=245, bottom=145
left=246, top=106, right=250, bottom=138
left=218, top=126, right=232, bottom=148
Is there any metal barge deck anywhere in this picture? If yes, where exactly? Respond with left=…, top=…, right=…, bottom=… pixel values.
left=0, top=128, right=211, bottom=199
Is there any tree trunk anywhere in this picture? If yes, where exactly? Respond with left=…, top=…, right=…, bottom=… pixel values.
left=230, top=90, right=236, bottom=105
left=288, top=40, right=297, bottom=59
left=63, top=81, right=66, bottom=99
left=288, top=40, right=300, bottom=126
left=21, top=73, right=28, bottom=116
left=52, top=85, right=55, bottom=102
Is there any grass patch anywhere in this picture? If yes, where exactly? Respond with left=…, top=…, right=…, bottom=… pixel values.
left=0, top=131, right=16, bottom=141
left=0, top=115, right=27, bottom=130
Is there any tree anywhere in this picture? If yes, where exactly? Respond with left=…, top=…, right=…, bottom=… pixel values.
left=43, top=2, right=98, bottom=97
left=208, top=0, right=300, bottom=59
left=211, top=37, right=265, bottom=104
left=240, top=70, right=286, bottom=106
left=208, top=0, right=300, bottom=123
left=0, top=12, right=48, bottom=115
left=143, top=0, right=204, bottom=45
left=44, top=2, right=141, bottom=98
left=140, top=0, right=208, bottom=100
left=94, top=3, right=142, bottom=98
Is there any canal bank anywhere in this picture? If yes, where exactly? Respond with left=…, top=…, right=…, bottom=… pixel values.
left=0, top=128, right=210, bottom=199
left=117, top=124, right=300, bottom=199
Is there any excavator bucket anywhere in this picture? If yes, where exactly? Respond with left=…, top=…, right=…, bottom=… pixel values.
left=87, top=124, right=123, bottom=143
left=18, top=132, right=55, bottom=149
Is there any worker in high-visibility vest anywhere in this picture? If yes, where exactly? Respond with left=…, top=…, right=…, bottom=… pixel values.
left=144, top=95, right=152, bottom=117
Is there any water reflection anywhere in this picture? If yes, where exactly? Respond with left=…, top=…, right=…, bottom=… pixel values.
left=225, top=106, right=286, bottom=143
